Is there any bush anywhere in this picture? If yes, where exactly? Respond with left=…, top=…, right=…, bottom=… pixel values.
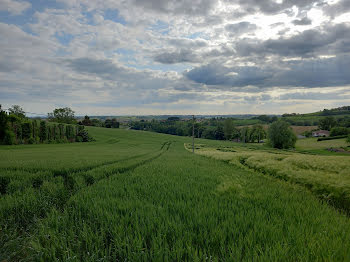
left=39, top=121, right=47, bottom=142
left=268, top=120, right=297, bottom=149
left=28, top=137, right=36, bottom=144
left=22, top=122, right=32, bottom=140
left=346, top=135, right=350, bottom=143
left=3, top=130, right=16, bottom=145
left=330, top=127, right=350, bottom=137
left=317, top=135, right=348, bottom=141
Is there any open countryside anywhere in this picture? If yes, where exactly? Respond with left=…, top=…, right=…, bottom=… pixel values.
left=1, top=105, right=350, bottom=261
left=2, top=0, right=350, bottom=260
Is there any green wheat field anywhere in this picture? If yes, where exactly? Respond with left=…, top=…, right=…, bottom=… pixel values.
left=1, top=127, right=350, bottom=261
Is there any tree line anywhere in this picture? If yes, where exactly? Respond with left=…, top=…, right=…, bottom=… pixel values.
left=130, top=117, right=267, bottom=143
left=0, top=105, right=94, bottom=145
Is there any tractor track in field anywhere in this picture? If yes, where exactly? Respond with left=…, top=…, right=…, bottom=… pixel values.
left=0, top=152, right=149, bottom=175
left=0, top=142, right=172, bottom=260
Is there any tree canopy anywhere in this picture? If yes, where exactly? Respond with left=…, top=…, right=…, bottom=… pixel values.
left=48, top=107, right=76, bottom=124
left=268, top=120, right=296, bottom=149
left=8, top=105, right=25, bottom=118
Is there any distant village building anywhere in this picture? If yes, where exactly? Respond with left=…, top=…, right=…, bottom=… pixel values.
left=312, top=130, right=330, bottom=137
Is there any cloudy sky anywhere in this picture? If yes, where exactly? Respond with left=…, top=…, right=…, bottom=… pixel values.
left=1, top=0, right=350, bottom=115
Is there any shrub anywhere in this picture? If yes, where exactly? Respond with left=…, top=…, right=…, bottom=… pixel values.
left=268, top=120, right=297, bottom=149
left=21, top=122, right=32, bottom=140
left=330, top=127, right=350, bottom=137
left=317, top=135, right=348, bottom=141
left=3, top=130, right=16, bottom=145
left=28, top=137, right=36, bottom=144
left=347, top=135, right=350, bottom=143
left=39, top=121, right=47, bottom=142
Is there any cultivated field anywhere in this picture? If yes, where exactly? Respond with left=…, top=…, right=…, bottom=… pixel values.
left=1, top=127, right=350, bottom=261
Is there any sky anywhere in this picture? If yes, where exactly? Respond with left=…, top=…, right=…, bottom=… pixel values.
left=0, top=0, right=350, bottom=116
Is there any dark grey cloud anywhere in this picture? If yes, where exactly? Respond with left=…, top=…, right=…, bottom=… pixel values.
left=154, top=49, right=199, bottom=64
left=292, top=17, right=312, bottom=26
left=236, top=23, right=350, bottom=57
left=225, top=22, right=257, bottom=36
left=229, top=0, right=321, bottom=15
left=131, top=0, right=214, bottom=16
left=323, top=0, right=350, bottom=17
left=66, top=57, right=122, bottom=75
left=185, top=55, right=350, bottom=88
left=279, top=91, right=350, bottom=100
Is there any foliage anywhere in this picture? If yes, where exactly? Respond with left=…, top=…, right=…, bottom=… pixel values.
left=105, top=118, right=119, bottom=128
left=8, top=105, right=26, bottom=119
left=330, top=127, right=350, bottom=137
left=268, top=120, right=297, bottom=149
left=319, top=116, right=337, bottom=131
left=347, top=135, right=350, bottom=143
left=39, top=121, right=47, bottom=142
left=3, top=130, right=15, bottom=145
left=0, top=109, right=8, bottom=141
left=223, top=119, right=235, bottom=140
left=48, top=107, right=76, bottom=124
left=318, top=135, right=348, bottom=141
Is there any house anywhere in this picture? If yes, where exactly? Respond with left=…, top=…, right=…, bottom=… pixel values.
left=312, top=130, right=330, bottom=137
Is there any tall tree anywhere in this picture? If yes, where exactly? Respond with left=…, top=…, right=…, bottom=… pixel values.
left=223, top=119, right=234, bottom=140
left=319, top=116, right=337, bottom=131
left=8, top=105, right=25, bottom=118
left=48, top=107, right=76, bottom=124
left=268, top=120, right=296, bottom=149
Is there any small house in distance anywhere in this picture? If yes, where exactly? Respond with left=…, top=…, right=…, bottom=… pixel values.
left=312, top=130, right=330, bottom=137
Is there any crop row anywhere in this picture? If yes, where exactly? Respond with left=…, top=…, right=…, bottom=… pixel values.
left=0, top=143, right=170, bottom=260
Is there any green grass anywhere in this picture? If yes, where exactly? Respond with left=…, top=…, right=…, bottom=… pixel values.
left=1, top=127, right=350, bottom=260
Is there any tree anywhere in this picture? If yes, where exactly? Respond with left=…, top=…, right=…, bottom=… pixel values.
left=240, top=127, right=250, bottom=143
left=268, top=120, right=297, bottom=149
left=39, top=121, right=47, bottom=142
left=330, top=127, right=350, bottom=137
left=347, top=134, right=350, bottom=143
left=81, top=115, right=92, bottom=126
left=48, top=107, right=76, bottom=124
left=214, top=125, right=225, bottom=140
left=8, top=105, right=25, bottom=118
left=223, top=119, right=234, bottom=140
left=319, top=116, right=337, bottom=131
left=250, top=124, right=266, bottom=143
left=0, top=105, right=8, bottom=141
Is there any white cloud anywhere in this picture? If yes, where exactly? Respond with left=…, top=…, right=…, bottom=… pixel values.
left=0, top=0, right=31, bottom=15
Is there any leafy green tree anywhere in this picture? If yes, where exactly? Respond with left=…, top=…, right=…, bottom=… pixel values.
left=347, top=134, right=350, bottom=143
left=240, top=127, right=250, bottom=143
left=268, top=121, right=297, bottom=149
left=81, top=115, right=92, bottom=126
left=223, top=119, right=234, bottom=140
left=48, top=107, right=76, bottom=124
left=319, top=116, right=337, bottom=131
left=0, top=106, right=8, bottom=141
left=330, top=127, right=350, bottom=136
left=250, top=124, right=266, bottom=143
left=214, top=125, right=225, bottom=140
left=39, top=121, right=47, bottom=142
left=8, top=105, right=25, bottom=118
left=21, top=122, right=32, bottom=140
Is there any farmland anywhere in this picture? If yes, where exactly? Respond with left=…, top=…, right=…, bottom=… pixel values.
left=1, top=127, right=350, bottom=261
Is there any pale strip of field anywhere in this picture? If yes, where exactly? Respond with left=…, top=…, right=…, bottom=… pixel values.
left=185, top=142, right=350, bottom=212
